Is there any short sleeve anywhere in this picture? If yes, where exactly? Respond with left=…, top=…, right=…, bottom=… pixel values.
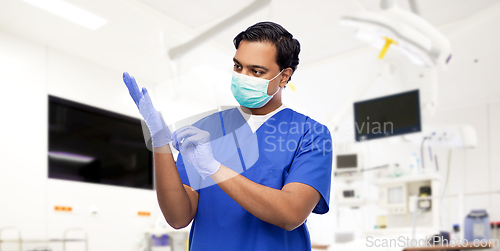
left=284, top=121, right=333, bottom=214
left=176, top=153, right=201, bottom=192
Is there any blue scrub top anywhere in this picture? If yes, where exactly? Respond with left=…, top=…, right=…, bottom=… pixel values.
left=176, top=107, right=333, bottom=251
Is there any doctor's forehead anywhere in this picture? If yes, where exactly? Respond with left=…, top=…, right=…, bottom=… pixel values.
left=233, top=41, right=278, bottom=69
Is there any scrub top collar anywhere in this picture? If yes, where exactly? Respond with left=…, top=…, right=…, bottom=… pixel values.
left=236, top=104, right=288, bottom=133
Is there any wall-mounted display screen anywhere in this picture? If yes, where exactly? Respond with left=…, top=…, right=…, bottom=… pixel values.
left=336, top=154, right=358, bottom=169
left=48, top=95, right=153, bottom=190
left=354, top=89, right=421, bottom=141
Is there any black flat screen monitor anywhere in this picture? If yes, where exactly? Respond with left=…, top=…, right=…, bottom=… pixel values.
left=336, top=154, right=358, bottom=169
left=354, top=89, right=421, bottom=141
left=48, top=95, right=153, bottom=189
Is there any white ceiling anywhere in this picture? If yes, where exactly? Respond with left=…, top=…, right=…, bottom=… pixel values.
left=0, top=0, right=499, bottom=85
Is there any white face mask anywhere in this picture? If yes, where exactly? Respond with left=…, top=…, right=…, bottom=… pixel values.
left=230, top=69, right=283, bottom=108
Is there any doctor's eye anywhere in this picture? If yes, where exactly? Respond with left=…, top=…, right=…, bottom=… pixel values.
left=253, top=70, right=263, bottom=75
left=233, top=64, right=242, bottom=70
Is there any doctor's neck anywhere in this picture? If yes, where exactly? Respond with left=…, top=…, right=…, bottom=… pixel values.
left=241, top=90, right=283, bottom=116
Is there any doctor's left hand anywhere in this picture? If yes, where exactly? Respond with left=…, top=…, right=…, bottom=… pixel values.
left=173, top=126, right=221, bottom=179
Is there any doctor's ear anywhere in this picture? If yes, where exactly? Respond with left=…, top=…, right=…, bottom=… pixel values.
left=279, top=68, right=293, bottom=87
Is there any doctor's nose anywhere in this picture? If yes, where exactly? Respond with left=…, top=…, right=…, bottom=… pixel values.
left=240, top=68, right=253, bottom=76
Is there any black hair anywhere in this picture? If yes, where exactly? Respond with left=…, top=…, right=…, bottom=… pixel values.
left=233, top=21, right=300, bottom=83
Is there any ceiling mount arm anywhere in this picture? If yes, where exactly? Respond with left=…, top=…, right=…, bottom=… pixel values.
left=168, top=0, right=271, bottom=60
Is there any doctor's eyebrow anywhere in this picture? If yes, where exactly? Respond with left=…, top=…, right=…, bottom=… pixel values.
left=233, top=58, right=269, bottom=71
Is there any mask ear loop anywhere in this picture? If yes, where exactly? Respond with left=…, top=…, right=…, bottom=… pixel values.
left=268, top=69, right=285, bottom=97
left=269, top=69, right=285, bottom=82
left=269, top=85, right=281, bottom=96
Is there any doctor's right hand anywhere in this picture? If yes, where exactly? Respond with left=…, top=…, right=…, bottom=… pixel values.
left=172, top=126, right=221, bottom=179
left=123, top=72, right=172, bottom=148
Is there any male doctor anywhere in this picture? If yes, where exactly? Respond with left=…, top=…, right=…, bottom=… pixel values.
left=123, top=21, right=332, bottom=251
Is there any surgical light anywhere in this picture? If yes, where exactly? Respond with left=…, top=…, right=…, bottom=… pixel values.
left=339, top=1, right=452, bottom=68
left=22, top=0, right=107, bottom=30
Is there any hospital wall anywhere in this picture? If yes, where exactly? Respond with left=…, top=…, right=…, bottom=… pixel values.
left=0, top=29, right=165, bottom=251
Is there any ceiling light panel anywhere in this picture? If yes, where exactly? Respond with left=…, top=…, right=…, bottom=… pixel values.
left=22, top=0, right=107, bottom=30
